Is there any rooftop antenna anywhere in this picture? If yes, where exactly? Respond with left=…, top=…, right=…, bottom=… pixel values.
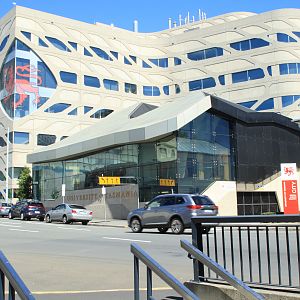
left=179, top=14, right=182, bottom=26
left=204, top=12, right=207, bottom=20
left=173, top=21, right=177, bottom=28
left=192, top=16, right=195, bottom=23
left=12, top=2, right=16, bottom=5
left=198, top=9, right=201, bottom=21
left=187, top=11, right=190, bottom=23
left=168, top=18, right=172, bottom=29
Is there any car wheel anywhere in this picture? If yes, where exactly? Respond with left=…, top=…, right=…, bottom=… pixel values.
left=158, top=227, right=168, bottom=233
left=20, top=213, right=26, bottom=221
left=130, top=218, right=143, bottom=233
left=170, top=218, right=184, bottom=234
left=62, top=215, right=69, bottom=224
left=82, top=221, right=88, bottom=225
left=39, top=217, right=45, bottom=222
left=45, top=214, right=51, bottom=223
left=8, top=212, right=13, bottom=219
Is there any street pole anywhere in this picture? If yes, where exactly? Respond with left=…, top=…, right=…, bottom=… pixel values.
left=5, top=127, right=9, bottom=204
left=102, top=185, right=107, bottom=221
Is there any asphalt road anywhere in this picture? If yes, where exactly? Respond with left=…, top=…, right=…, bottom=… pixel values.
left=0, top=218, right=193, bottom=299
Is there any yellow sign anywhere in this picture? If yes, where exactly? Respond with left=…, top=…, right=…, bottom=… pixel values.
left=159, top=179, right=176, bottom=187
left=99, top=176, right=121, bottom=185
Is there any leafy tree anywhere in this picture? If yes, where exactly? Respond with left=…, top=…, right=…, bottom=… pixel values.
left=17, top=167, right=32, bottom=200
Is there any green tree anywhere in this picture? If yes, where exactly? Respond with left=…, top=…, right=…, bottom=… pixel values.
left=17, top=167, right=32, bottom=200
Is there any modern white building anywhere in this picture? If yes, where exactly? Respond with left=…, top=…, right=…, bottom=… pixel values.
left=0, top=6, right=300, bottom=207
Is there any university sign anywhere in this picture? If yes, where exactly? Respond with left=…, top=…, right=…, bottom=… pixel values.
left=281, top=163, right=299, bottom=214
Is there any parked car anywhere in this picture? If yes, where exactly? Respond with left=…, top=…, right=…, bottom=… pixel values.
left=8, top=201, right=45, bottom=221
left=45, top=204, right=93, bottom=225
left=0, top=202, right=11, bottom=217
left=127, top=194, right=218, bottom=234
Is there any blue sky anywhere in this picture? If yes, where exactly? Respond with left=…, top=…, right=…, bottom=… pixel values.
left=1, top=0, right=300, bottom=32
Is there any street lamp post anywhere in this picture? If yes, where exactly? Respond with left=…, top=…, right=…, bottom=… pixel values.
left=5, top=127, right=9, bottom=204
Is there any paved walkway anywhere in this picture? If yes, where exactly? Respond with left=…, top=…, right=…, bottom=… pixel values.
left=89, top=218, right=128, bottom=228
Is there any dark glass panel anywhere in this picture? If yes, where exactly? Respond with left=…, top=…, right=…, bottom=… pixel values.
left=44, top=103, right=71, bottom=113
left=103, top=79, right=119, bottom=91
left=45, top=36, right=70, bottom=52
left=255, top=98, right=274, bottom=111
left=37, top=134, right=56, bottom=146
left=84, top=75, right=100, bottom=88
left=0, top=35, right=9, bottom=52
left=60, top=71, right=77, bottom=84
left=90, top=46, right=112, bottom=61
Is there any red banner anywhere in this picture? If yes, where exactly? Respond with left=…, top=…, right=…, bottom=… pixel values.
left=282, top=180, right=299, bottom=214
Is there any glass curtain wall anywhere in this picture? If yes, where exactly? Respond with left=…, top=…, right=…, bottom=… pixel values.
left=33, top=111, right=235, bottom=202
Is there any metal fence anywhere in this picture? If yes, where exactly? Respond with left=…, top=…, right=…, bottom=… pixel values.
left=191, top=215, right=300, bottom=292
left=0, top=251, right=35, bottom=300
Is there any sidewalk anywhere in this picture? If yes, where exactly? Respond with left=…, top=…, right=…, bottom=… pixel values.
left=89, top=218, right=128, bottom=228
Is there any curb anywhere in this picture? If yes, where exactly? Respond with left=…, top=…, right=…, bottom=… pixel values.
left=88, top=222, right=127, bottom=228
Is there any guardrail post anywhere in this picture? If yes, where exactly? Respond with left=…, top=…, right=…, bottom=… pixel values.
left=0, top=270, right=4, bottom=300
left=147, top=267, right=152, bottom=300
left=134, top=256, right=140, bottom=300
left=191, top=220, right=204, bottom=282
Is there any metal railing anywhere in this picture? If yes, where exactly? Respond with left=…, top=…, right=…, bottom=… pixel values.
left=131, top=243, right=199, bottom=300
left=181, top=240, right=264, bottom=300
left=0, top=251, right=35, bottom=300
left=191, top=215, right=300, bottom=292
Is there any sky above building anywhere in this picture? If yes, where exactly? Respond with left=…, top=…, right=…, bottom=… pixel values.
left=0, top=0, right=300, bottom=32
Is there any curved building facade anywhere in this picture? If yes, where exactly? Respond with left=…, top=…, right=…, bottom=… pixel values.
left=0, top=6, right=300, bottom=199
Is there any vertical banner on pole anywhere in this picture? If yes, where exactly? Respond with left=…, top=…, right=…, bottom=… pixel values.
left=281, top=163, right=299, bottom=214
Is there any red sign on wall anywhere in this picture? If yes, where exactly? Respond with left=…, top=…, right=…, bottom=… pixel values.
left=281, top=163, right=299, bottom=214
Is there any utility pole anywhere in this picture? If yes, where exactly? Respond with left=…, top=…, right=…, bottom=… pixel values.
left=5, top=127, right=9, bottom=204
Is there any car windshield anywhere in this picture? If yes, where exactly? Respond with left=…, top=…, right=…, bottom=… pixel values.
left=191, top=196, right=214, bottom=205
left=1, top=203, right=11, bottom=207
left=69, top=205, right=86, bottom=210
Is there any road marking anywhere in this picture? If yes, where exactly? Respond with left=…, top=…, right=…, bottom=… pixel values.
left=9, top=228, right=39, bottom=233
left=32, top=287, right=171, bottom=295
left=57, top=227, right=90, bottom=232
left=0, top=223, right=21, bottom=228
left=103, top=237, right=151, bottom=243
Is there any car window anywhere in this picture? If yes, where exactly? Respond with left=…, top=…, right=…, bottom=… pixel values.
left=28, top=202, right=44, bottom=207
left=69, top=205, right=86, bottom=209
left=148, top=199, right=160, bottom=208
left=160, top=196, right=175, bottom=206
left=175, top=196, right=185, bottom=204
left=55, top=204, right=64, bottom=210
left=1, top=203, right=11, bottom=207
left=191, top=195, right=214, bottom=205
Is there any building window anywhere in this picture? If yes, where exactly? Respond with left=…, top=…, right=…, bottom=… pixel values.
left=174, top=57, right=182, bottom=66
left=277, top=33, right=297, bottom=43
left=163, top=85, right=169, bottom=95
left=267, top=66, right=272, bottom=76
left=68, top=108, right=77, bottom=116
left=129, top=55, right=137, bottom=63
left=84, top=48, right=93, bottom=57
left=124, top=57, right=132, bottom=65
left=293, top=32, right=300, bottom=38
left=90, top=109, right=113, bottom=119
left=0, top=35, right=9, bottom=52
left=149, top=58, right=168, bottom=68
left=84, top=106, right=93, bottom=114
left=68, top=41, right=77, bottom=50
left=60, top=71, right=77, bottom=84
left=175, top=84, right=181, bottom=94
left=255, top=98, right=274, bottom=111
left=84, top=75, right=100, bottom=88
left=90, top=46, right=112, bottom=61
left=230, top=38, right=269, bottom=51
left=12, top=132, right=29, bottom=144
left=37, top=134, right=56, bottom=146
left=143, top=86, right=160, bottom=96
left=189, top=77, right=216, bottom=91
left=110, top=51, right=118, bottom=59
left=38, top=61, right=57, bottom=88
left=16, top=39, right=30, bottom=51
left=45, top=36, right=71, bottom=52
left=282, top=95, right=300, bottom=107
left=60, top=136, right=68, bottom=140
left=232, top=68, right=265, bottom=83
left=103, top=79, right=119, bottom=91
left=218, top=75, right=225, bottom=85
left=38, top=38, right=48, bottom=47
left=125, top=83, right=137, bottom=94
left=187, top=47, right=223, bottom=61
left=237, top=100, right=258, bottom=108
left=21, top=31, right=31, bottom=40
left=142, top=61, right=152, bottom=68
left=279, top=63, right=300, bottom=75
left=44, top=103, right=71, bottom=113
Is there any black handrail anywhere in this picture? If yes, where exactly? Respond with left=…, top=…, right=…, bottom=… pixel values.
left=0, top=251, right=35, bottom=300
left=131, top=243, right=199, bottom=300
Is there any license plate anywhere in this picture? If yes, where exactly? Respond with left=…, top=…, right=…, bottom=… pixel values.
left=79, top=211, right=86, bottom=215
left=204, top=210, right=212, bottom=213
left=35, top=211, right=40, bottom=214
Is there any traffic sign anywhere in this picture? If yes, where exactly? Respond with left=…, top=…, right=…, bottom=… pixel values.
left=159, top=179, right=176, bottom=187
left=99, top=176, right=121, bottom=185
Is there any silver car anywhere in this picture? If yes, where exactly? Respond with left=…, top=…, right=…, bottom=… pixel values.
left=45, top=203, right=92, bottom=225
left=127, top=194, right=218, bottom=234
left=0, top=203, right=11, bottom=217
